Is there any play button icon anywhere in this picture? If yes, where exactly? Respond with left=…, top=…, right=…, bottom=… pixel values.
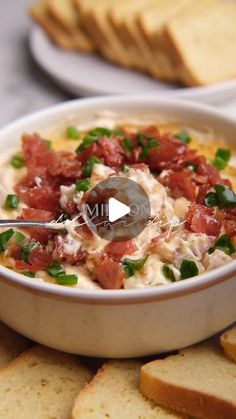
left=108, top=198, right=131, bottom=222
left=83, top=176, right=151, bottom=242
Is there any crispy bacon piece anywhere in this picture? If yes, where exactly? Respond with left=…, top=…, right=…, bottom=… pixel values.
left=78, top=137, right=124, bottom=170
left=93, top=255, right=124, bottom=289
left=187, top=204, right=221, bottom=237
left=53, top=236, right=87, bottom=265
left=15, top=184, right=61, bottom=214
left=164, top=170, right=196, bottom=201
left=15, top=249, right=52, bottom=273
left=19, top=208, right=55, bottom=244
left=105, top=240, right=138, bottom=262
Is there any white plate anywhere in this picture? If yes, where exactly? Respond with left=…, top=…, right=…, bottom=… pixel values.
left=30, top=26, right=236, bottom=104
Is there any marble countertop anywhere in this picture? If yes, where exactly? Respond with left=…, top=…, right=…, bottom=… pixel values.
left=0, top=0, right=236, bottom=129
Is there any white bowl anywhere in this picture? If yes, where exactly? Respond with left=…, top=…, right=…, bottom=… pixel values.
left=0, top=96, right=235, bottom=358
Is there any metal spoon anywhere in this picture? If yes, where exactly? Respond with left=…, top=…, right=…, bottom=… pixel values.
left=0, top=220, right=66, bottom=231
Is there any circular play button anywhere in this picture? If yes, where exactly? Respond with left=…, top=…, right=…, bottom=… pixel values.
left=82, top=177, right=151, bottom=242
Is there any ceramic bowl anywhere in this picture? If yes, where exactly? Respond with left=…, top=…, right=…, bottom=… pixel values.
left=0, top=96, right=235, bottom=357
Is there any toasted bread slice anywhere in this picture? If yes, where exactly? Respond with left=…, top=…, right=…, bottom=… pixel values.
left=72, top=360, right=185, bottom=418
left=29, top=0, right=78, bottom=49
left=221, top=327, right=236, bottom=363
left=140, top=341, right=236, bottom=419
left=109, top=0, right=157, bottom=72
left=48, top=0, right=94, bottom=52
left=165, top=0, right=236, bottom=86
left=75, top=0, right=133, bottom=67
left=138, top=0, right=192, bottom=81
left=0, top=322, right=31, bottom=367
left=0, top=345, right=92, bottom=419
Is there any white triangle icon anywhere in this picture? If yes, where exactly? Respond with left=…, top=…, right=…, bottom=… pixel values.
left=108, top=198, right=131, bottom=222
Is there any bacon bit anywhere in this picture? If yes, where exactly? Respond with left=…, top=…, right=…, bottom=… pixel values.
left=15, top=185, right=60, bottom=214
left=47, top=151, right=82, bottom=179
left=53, top=236, right=87, bottom=265
left=93, top=255, right=124, bottom=289
left=187, top=204, right=221, bottom=237
left=15, top=249, right=52, bottom=273
left=20, top=208, right=55, bottom=244
left=98, top=137, right=124, bottom=169
left=105, top=240, right=138, bottom=262
left=196, top=184, right=211, bottom=204
left=165, top=170, right=196, bottom=201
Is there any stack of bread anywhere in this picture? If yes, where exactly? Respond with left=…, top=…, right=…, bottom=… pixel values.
left=29, top=0, right=236, bottom=87
left=0, top=319, right=235, bottom=418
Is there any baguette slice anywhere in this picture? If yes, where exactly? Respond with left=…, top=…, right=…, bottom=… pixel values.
left=75, top=0, right=133, bottom=67
left=0, top=345, right=92, bottom=419
left=48, top=0, right=94, bottom=52
left=221, top=327, right=236, bottom=362
left=140, top=342, right=236, bottom=419
left=72, top=360, right=185, bottom=418
left=165, top=0, right=236, bottom=86
left=0, top=322, right=31, bottom=367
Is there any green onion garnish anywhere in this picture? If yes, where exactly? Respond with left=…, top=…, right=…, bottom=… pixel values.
left=20, top=242, right=40, bottom=263
left=123, top=164, right=130, bottom=172
left=121, top=137, right=134, bottom=152
left=122, top=255, right=148, bottom=278
left=208, top=234, right=235, bottom=256
left=5, top=194, right=19, bottom=209
left=162, top=264, right=175, bottom=282
left=24, top=271, right=35, bottom=278
left=56, top=274, right=78, bottom=285
left=42, top=139, right=52, bottom=149
left=10, top=155, right=25, bottom=169
left=47, top=261, right=65, bottom=277
left=204, top=185, right=236, bottom=208
left=175, top=130, right=191, bottom=144
left=0, top=229, right=14, bottom=252
left=76, top=178, right=91, bottom=192
left=204, top=192, right=219, bottom=208
left=213, top=148, right=231, bottom=171
left=83, top=156, right=102, bottom=177
left=14, top=231, right=26, bottom=244
left=66, top=126, right=80, bottom=140
left=180, top=260, right=199, bottom=280
left=186, top=163, right=198, bottom=172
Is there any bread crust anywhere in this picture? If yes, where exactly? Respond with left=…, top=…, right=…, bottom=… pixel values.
left=220, top=328, right=236, bottom=363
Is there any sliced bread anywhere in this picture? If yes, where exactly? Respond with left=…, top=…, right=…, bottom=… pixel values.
left=140, top=341, right=236, bottom=419
left=48, top=0, right=94, bottom=52
left=221, top=327, right=236, bottom=363
left=165, top=0, right=236, bottom=85
left=0, top=321, right=31, bottom=367
left=72, top=360, right=185, bottom=418
left=0, top=345, right=92, bottom=419
left=75, top=0, right=132, bottom=66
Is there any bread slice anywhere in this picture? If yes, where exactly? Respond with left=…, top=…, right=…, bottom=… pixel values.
left=165, top=0, right=236, bottom=86
left=140, top=342, right=236, bottom=419
left=72, top=360, right=185, bottom=418
left=221, top=327, right=236, bottom=363
left=48, top=0, right=94, bottom=52
left=138, top=0, right=192, bottom=81
left=0, top=321, right=31, bottom=367
left=75, top=0, right=133, bottom=67
left=0, top=345, right=92, bottom=419
left=109, top=0, right=157, bottom=72
left=29, top=0, right=78, bottom=49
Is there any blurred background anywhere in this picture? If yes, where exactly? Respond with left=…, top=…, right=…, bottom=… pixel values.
left=1, top=0, right=236, bottom=128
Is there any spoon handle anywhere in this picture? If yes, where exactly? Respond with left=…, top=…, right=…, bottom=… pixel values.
left=0, top=220, right=65, bottom=230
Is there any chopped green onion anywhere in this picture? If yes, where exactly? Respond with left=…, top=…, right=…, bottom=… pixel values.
left=123, top=164, right=130, bottom=172
left=208, top=234, right=235, bottom=255
left=0, top=229, right=14, bottom=252
left=56, top=274, right=78, bottom=285
left=76, top=135, right=97, bottom=152
left=42, top=139, right=52, bottom=149
left=76, top=178, right=91, bottom=192
left=66, top=126, right=80, bottom=140
left=5, top=194, right=19, bottom=209
left=122, top=255, right=149, bottom=278
left=10, top=155, right=25, bottom=169
left=24, top=271, right=35, bottom=278
left=137, top=134, right=159, bottom=149
left=180, top=260, right=199, bottom=280
left=14, top=231, right=26, bottom=244
left=121, top=137, right=134, bottom=152
left=140, top=148, right=149, bottom=159
left=214, top=184, right=236, bottom=207
left=213, top=148, right=231, bottom=171
left=89, top=127, right=113, bottom=137
left=204, top=192, right=219, bottom=208
left=162, top=264, right=175, bottom=282
left=175, top=130, right=191, bottom=144
left=186, top=163, right=198, bottom=172
left=20, top=242, right=40, bottom=263
left=83, top=156, right=102, bottom=177
left=47, top=261, right=65, bottom=277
